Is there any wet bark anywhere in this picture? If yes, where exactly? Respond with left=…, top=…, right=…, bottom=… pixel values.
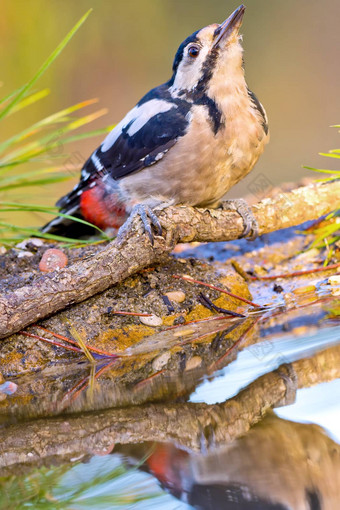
left=1, top=343, right=339, bottom=472
left=0, top=180, right=339, bottom=339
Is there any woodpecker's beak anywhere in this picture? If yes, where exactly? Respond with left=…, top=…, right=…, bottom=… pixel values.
left=213, top=4, right=245, bottom=48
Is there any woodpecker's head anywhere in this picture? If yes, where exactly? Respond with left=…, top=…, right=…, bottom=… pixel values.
left=170, top=5, right=246, bottom=97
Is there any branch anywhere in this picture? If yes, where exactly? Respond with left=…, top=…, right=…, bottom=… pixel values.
left=0, top=181, right=339, bottom=339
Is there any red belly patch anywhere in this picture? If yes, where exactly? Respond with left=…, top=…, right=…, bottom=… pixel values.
left=80, top=185, right=127, bottom=230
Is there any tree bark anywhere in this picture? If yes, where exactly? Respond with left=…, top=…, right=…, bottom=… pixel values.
left=0, top=181, right=339, bottom=339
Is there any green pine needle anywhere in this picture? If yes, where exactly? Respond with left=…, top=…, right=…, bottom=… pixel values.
left=0, top=9, right=93, bottom=121
left=0, top=9, right=116, bottom=248
left=303, top=126, right=340, bottom=256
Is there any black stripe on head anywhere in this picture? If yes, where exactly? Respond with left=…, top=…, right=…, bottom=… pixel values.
left=185, top=47, right=222, bottom=134
left=195, top=47, right=219, bottom=93
left=172, top=30, right=200, bottom=73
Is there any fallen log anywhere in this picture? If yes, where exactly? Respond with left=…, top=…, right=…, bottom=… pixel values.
left=0, top=181, right=339, bottom=339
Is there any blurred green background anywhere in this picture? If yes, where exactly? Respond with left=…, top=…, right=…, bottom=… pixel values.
left=0, top=0, right=339, bottom=226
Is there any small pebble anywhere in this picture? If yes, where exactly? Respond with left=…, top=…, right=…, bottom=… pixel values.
left=173, top=328, right=195, bottom=338
left=328, top=275, right=340, bottom=285
left=165, top=290, right=186, bottom=303
left=0, top=381, right=18, bottom=395
left=329, top=275, right=340, bottom=296
left=16, top=238, right=44, bottom=250
left=293, top=285, right=316, bottom=295
left=16, top=240, right=29, bottom=249
left=139, top=314, right=163, bottom=327
left=39, top=249, right=68, bottom=272
left=29, top=238, right=44, bottom=247
left=17, top=251, right=34, bottom=258
left=185, top=356, right=202, bottom=371
left=152, top=352, right=171, bottom=371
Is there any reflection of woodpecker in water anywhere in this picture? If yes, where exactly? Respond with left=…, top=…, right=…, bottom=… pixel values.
left=117, top=413, right=340, bottom=509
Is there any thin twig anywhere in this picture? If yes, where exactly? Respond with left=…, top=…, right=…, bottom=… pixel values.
left=34, top=325, right=117, bottom=358
left=19, top=331, right=83, bottom=354
left=133, top=370, right=165, bottom=390
left=208, top=317, right=262, bottom=373
left=198, top=292, right=246, bottom=317
left=107, top=310, right=153, bottom=317
left=173, top=274, right=261, bottom=307
left=250, top=262, right=340, bottom=280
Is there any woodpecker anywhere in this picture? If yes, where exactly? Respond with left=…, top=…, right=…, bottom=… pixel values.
left=117, top=414, right=340, bottom=509
left=42, top=5, right=269, bottom=243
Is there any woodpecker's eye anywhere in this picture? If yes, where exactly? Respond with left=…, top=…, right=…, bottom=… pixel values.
left=188, top=45, right=200, bottom=58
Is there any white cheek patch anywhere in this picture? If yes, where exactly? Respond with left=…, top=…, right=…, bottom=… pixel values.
left=171, top=45, right=210, bottom=92
left=101, top=100, right=175, bottom=152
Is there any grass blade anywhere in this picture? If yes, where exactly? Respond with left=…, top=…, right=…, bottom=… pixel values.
left=8, top=89, right=50, bottom=115
left=0, top=165, right=80, bottom=186
left=0, top=107, right=107, bottom=164
left=0, top=222, right=105, bottom=245
left=0, top=85, right=25, bottom=107
left=0, top=98, right=99, bottom=155
left=303, top=166, right=340, bottom=175
left=0, top=9, right=92, bottom=121
left=319, top=152, right=340, bottom=159
left=0, top=175, right=71, bottom=191
left=0, top=202, right=111, bottom=239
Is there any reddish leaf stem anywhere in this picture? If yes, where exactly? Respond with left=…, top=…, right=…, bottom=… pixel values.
left=34, top=325, right=117, bottom=358
left=20, top=331, right=83, bottom=354
left=250, top=262, right=340, bottom=280
left=208, top=317, right=262, bottom=373
left=172, top=274, right=261, bottom=307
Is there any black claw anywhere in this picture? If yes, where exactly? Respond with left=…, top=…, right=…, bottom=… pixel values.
left=241, top=222, right=251, bottom=238
left=221, top=198, right=258, bottom=240
left=116, top=203, right=163, bottom=246
left=149, top=210, right=163, bottom=236
left=246, top=223, right=259, bottom=241
left=156, top=221, right=163, bottom=236
left=145, top=224, right=154, bottom=245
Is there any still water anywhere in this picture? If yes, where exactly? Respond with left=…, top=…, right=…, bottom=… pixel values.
left=1, top=234, right=339, bottom=509
left=1, top=318, right=339, bottom=509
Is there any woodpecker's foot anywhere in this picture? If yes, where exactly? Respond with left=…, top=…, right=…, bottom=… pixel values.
left=221, top=198, right=258, bottom=240
left=116, top=204, right=162, bottom=246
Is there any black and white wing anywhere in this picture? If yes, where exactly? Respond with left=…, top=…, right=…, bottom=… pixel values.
left=56, top=87, right=191, bottom=210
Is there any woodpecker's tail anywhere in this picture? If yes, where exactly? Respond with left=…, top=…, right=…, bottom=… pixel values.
left=41, top=152, right=130, bottom=238
left=42, top=179, right=128, bottom=239
left=41, top=202, right=99, bottom=238
left=41, top=178, right=100, bottom=238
